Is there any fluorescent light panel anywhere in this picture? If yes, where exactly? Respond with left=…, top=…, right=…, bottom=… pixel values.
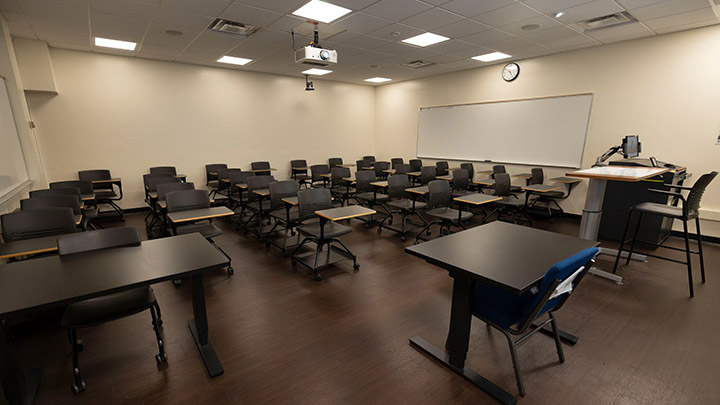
left=472, top=52, right=511, bottom=62
left=401, top=32, right=449, bottom=47
left=293, top=0, right=352, bottom=24
left=94, top=37, right=136, bottom=51
left=217, top=56, right=252, bottom=65
left=303, top=68, right=332, bottom=75
left=365, top=77, right=391, bottom=83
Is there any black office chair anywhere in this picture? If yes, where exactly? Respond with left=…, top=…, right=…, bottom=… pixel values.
left=290, top=159, right=311, bottom=188
left=356, top=159, right=372, bottom=170
left=50, top=180, right=95, bottom=197
left=395, top=163, right=411, bottom=175
left=460, top=163, right=475, bottom=183
left=391, top=158, right=404, bottom=168
left=328, top=157, right=343, bottom=169
left=613, top=171, right=717, bottom=297
left=435, top=161, right=449, bottom=176
left=491, top=165, right=522, bottom=192
left=409, top=159, right=422, bottom=172
left=378, top=174, right=428, bottom=241
left=57, top=227, right=166, bottom=394
left=214, top=168, right=231, bottom=199
left=354, top=170, right=388, bottom=225
left=241, top=175, right=275, bottom=233
left=265, top=180, right=300, bottom=254
left=78, top=169, right=124, bottom=221
left=228, top=170, right=255, bottom=213
left=21, top=195, right=85, bottom=230
left=526, top=168, right=573, bottom=216
left=450, top=169, right=471, bottom=197
left=29, top=187, right=80, bottom=199
left=149, top=166, right=177, bottom=175
left=205, top=163, right=227, bottom=199
left=472, top=247, right=598, bottom=396
left=329, top=167, right=354, bottom=206
left=363, top=155, right=376, bottom=163
left=31, top=188, right=102, bottom=230
left=486, top=173, right=532, bottom=225
left=144, top=175, right=181, bottom=233
left=149, top=182, right=195, bottom=238
left=156, top=182, right=194, bottom=201
left=166, top=189, right=233, bottom=274
left=290, top=188, right=358, bottom=280
left=373, top=161, right=390, bottom=180
left=420, top=166, right=436, bottom=185
left=0, top=207, right=77, bottom=242
left=251, top=161, right=272, bottom=176
left=415, top=180, right=472, bottom=243
left=310, top=164, right=330, bottom=188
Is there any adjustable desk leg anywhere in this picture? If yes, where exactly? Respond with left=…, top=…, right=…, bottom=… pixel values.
left=188, top=273, right=224, bottom=378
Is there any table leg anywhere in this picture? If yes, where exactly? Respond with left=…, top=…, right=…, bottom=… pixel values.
left=188, top=273, right=224, bottom=378
left=1, top=323, right=40, bottom=405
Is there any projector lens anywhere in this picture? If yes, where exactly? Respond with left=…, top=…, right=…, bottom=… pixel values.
left=320, top=50, right=329, bottom=60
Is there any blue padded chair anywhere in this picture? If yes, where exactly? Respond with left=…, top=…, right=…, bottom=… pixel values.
left=471, top=247, right=599, bottom=396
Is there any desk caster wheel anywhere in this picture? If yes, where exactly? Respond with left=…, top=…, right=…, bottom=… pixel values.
left=353, top=263, right=360, bottom=270
left=227, top=266, right=234, bottom=275
left=155, top=353, right=168, bottom=364
left=71, top=381, right=86, bottom=395
left=173, top=279, right=182, bottom=286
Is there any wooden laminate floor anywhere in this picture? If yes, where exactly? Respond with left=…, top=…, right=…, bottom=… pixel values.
left=4, top=209, right=720, bottom=404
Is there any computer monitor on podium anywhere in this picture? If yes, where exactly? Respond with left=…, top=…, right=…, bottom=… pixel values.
left=622, top=135, right=640, bottom=158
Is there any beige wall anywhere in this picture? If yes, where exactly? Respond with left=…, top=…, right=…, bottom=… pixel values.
left=375, top=24, right=720, bottom=235
left=25, top=48, right=375, bottom=208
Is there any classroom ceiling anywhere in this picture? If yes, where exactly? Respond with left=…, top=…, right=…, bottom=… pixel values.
left=1, top=0, right=719, bottom=86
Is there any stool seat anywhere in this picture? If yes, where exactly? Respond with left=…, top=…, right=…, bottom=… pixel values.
left=633, top=202, right=686, bottom=219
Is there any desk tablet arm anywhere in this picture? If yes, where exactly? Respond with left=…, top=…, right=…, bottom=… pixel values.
left=648, top=188, right=686, bottom=214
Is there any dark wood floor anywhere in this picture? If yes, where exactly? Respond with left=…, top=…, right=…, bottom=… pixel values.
left=4, top=209, right=720, bottom=404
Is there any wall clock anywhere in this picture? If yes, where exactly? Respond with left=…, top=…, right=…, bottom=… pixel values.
left=502, top=63, right=519, bottom=82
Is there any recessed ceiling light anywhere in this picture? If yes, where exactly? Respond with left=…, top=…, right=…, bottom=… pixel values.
left=217, top=56, right=252, bottom=65
left=472, top=52, right=511, bottom=62
left=402, top=32, right=450, bottom=47
left=292, top=0, right=352, bottom=24
left=554, top=11, right=565, bottom=18
left=302, top=68, right=332, bottom=75
left=365, top=77, right=391, bottom=83
left=94, top=37, right=136, bottom=51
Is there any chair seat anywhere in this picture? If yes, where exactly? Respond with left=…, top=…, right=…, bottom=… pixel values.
left=294, top=174, right=311, bottom=181
left=207, top=180, right=219, bottom=188
left=247, top=200, right=272, bottom=212
left=356, top=192, right=388, bottom=202
left=94, top=190, right=117, bottom=199
left=387, top=199, right=426, bottom=211
left=270, top=206, right=299, bottom=222
left=331, top=187, right=356, bottom=195
left=175, top=221, right=223, bottom=239
left=633, top=202, right=685, bottom=219
left=298, top=221, right=352, bottom=240
left=532, top=191, right=564, bottom=198
left=497, top=196, right=526, bottom=207
left=82, top=207, right=99, bottom=218
left=62, top=287, right=156, bottom=328
left=426, top=207, right=472, bottom=223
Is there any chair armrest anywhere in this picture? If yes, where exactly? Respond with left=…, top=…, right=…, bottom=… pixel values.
left=648, top=188, right=685, bottom=201
left=664, top=184, right=692, bottom=191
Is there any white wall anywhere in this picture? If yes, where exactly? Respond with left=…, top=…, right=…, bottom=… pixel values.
left=25, top=48, right=376, bottom=208
left=375, top=24, right=720, bottom=235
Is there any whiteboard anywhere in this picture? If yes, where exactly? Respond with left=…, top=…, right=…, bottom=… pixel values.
left=417, top=93, right=593, bottom=168
left=0, top=77, right=29, bottom=199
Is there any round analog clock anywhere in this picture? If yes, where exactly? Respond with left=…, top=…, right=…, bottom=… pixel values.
left=502, top=63, right=519, bottom=82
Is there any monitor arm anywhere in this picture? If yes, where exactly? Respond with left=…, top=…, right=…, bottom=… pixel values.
left=593, top=145, right=622, bottom=167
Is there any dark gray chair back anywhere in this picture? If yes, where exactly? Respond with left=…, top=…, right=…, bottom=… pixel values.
left=143, top=173, right=174, bottom=190
left=146, top=175, right=181, bottom=193
left=58, top=227, right=140, bottom=256
left=166, top=189, right=211, bottom=213
left=355, top=170, right=376, bottom=193
left=420, top=166, right=436, bottom=185
left=79, top=169, right=113, bottom=191
left=494, top=173, right=513, bottom=196
left=330, top=167, right=350, bottom=188
left=452, top=169, right=469, bottom=191
left=387, top=174, right=410, bottom=200
left=30, top=188, right=81, bottom=200
left=251, top=161, right=271, bottom=175
left=291, top=160, right=308, bottom=176
left=311, top=164, right=330, bottom=183
left=215, top=168, right=230, bottom=182
left=363, top=155, right=376, bottom=163
left=531, top=168, right=544, bottom=185
left=269, top=180, right=299, bottom=211
left=229, top=171, right=255, bottom=193
left=51, top=180, right=94, bottom=194
left=492, top=165, right=506, bottom=179
left=1, top=208, right=77, bottom=241
left=409, top=159, right=422, bottom=172
left=395, top=164, right=411, bottom=175
left=427, top=180, right=451, bottom=209
left=150, top=166, right=176, bottom=175
left=436, top=161, right=449, bottom=176
left=246, top=175, right=275, bottom=200
left=460, top=163, right=474, bottom=181
left=328, top=158, right=343, bottom=168
left=22, top=195, right=82, bottom=215
left=374, top=161, right=390, bottom=178
left=686, top=171, right=718, bottom=217
left=356, top=159, right=371, bottom=169
left=391, top=158, right=404, bottom=168
left=297, top=188, right=332, bottom=222
left=156, top=182, right=194, bottom=201
left=205, top=163, right=227, bottom=184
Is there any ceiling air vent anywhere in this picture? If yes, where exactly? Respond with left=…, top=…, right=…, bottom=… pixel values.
left=577, top=11, right=637, bottom=32
left=208, top=18, right=258, bottom=37
left=402, top=60, right=435, bottom=69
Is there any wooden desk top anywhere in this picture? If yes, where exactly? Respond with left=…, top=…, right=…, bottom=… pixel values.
left=91, top=177, right=121, bottom=184
left=282, top=197, right=298, bottom=206
left=476, top=170, right=492, bottom=174
left=81, top=193, right=95, bottom=201
left=512, top=173, right=532, bottom=179
left=523, top=184, right=561, bottom=193
left=550, top=177, right=583, bottom=184
left=0, top=234, right=68, bottom=259
left=292, top=167, right=309, bottom=171
left=158, top=199, right=215, bottom=210
left=371, top=181, right=388, bottom=188
left=315, top=205, right=376, bottom=221
left=473, top=179, right=495, bottom=186
left=253, top=188, right=270, bottom=197
left=436, top=175, right=453, bottom=181
left=249, top=168, right=277, bottom=173
left=566, top=166, right=668, bottom=182
left=407, top=171, right=421, bottom=177
left=406, top=186, right=429, bottom=195
left=234, top=183, right=248, bottom=190
left=175, top=174, right=186, bottom=179
left=405, top=222, right=598, bottom=293
left=337, top=164, right=356, bottom=168
left=453, top=193, right=502, bottom=206
left=320, top=173, right=332, bottom=178
left=383, top=169, right=395, bottom=174
left=167, top=206, right=233, bottom=223
left=360, top=166, right=374, bottom=170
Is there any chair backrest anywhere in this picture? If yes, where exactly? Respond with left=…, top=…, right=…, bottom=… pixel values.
left=1, top=208, right=77, bottom=241
left=150, top=166, right=177, bottom=175
left=460, top=163, right=474, bottom=181
left=79, top=169, right=113, bottom=191
left=452, top=169, right=469, bottom=191
left=251, top=161, right=271, bottom=174
left=395, top=164, right=411, bottom=175
left=374, top=161, right=389, bottom=178
left=205, top=163, right=227, bottom=184
left=494, top=173, right=513, bottom=196
left=492, top=165, right=506, bottom=179
left=363, top=155, right=376, bottom=163
left=328, top=158, right=343, bottom=168
left=146, top=175, right=181, bottom=192
left=156, top=182, right=195, bottom=201
left=291, top=159, right=308, bottom=175
left=530, top=168, right=544, bottom=185
left=143, top=172, right=173, bottom=188
left=215, top=168, right=230, bottom=182
left=357, top=159, right=370, bottom=169
left=420, top=166, right=436, bottom=185
left=311, top=164, right=330, bottom=182
left=269, top=180, right=299, bottom=211
left=297, top=188, right=332, bottom=222
left=246, top=175, right=276, bottom=201
left=435, top=161, right=449, bottom=176
left=330, top=167, right=351, bottom=187
left=50, top=180, right=94, bottom=194
left=427, top=180, right=452, bottom=209
left=391, top=158, right=404, bottom=168
left=387, top=174, right=410, bottom=200
left=21, top=195, right=82, bottom=215
left=409, top=159, right=422, bottom=172
left=355, top=170, right=376, bottom=193
left=30, top=188, right=81, bottom=200
left=686, top=171, right=718, bottom=217
left=229, top=171, right=255, bottom=192
left=58, top=227, right=141, bottom=256
left=166, top=189, right=211, bottom=213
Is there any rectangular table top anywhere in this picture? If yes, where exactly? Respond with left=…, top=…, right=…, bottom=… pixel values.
left=235, top=183, right=248, bottom=189
left=0, top=233, right=228, bottom=317
left=315, top=205, right=376, bottom=221
left=253, top=188, right=270, bottom=197
left=0, top=234, right=70, bottom=260
left=406, top=186, right=428, bottom=195
left=453, top=193, right=502, bottom=205
left=405, top=221, right=598, bottom=294
left=371, top=181, right=388, bottom=188
left=473, top=179, right=496, bottom=186
left=566, top=166, right=668, bottom=182
left=167, top=206, right=234, bottom=223
left=282, top=196, right=298, bottom=206
left=550, top=176, right=583, bottom=184
left=407, top=171, right=421, bottom=177
left=512, top=173, right=532, bottom=178
left=436, top=175, right=453, bottom=181
left=523, top=184, right=561, bottom=193
left=476, top=170, right=492, bottom=174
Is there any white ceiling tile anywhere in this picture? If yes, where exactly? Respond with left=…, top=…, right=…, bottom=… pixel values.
left=362, top=0, right=432, bottom=21
left=653, top=19, right=718, bottom=34
left=448, top=44, right=494, bottom=57
left=522, top=0, right=594, bottom=15
left=250, top=47, right=296, bottom=65
left=137, top=44, right=183, bottom=58
left=221, top=3, right=283, bottom=27
left=141, top=21, right=198, bottom=49
left=400, top=8, right=466, bottom=31
left=182, top=30, right=246, bottom=56
left=237, top=0, right=306, bottom=14
left=472, top=3, right=542, bottom=27
left=48, top=41, right=92, bottom=51
left=0, top=0, right=22, bottom=13
left=247, top=29, right=289, bottom=45
left=599, top=30, right=654, bottom=43
left=440, top=0, right=515, bottom=17
left=322, top=29, right=362, bottom=44
left=332, top=12, right=393, bottom=35
left=481, top=36, right=534, bottom=51
left=433, top=18, right=492, bottom=38
left=21, top=0, right=86, bottom=10
left=90, top=12, right=150, bottom=41
left=225, top=39, right=284, bottom=59
left=343, top=34, right=393, bottom=50
left=443, top=58, right=480, bottom=69
left=421, top=0, right=453, bottom=6
left=2, top=11, right=37, bottom=38
left=369, top=23, right=424, bottom=40
left=629, top=0, right=709, bottom=21
left=458, top=28, right=515, bottom=45
left=162, top=0, right=231, bottom=17
left=431, top=38, right=476, bottom=53
left=89, top=0, right=157, bottom=20
left=554, top=0, right=624, bottom=24
left=615, top=0, right=669, bottom=9
left=585, top=21, right=653, bottom=41
left=265, top=15, right=308, bottom=33
left=36, top=30, right=88, bottom=44
left=497, top=15, right=563, bottom=36
left=643, top=7, right=717, bottom=31
left=542, top=33, right=599, bottom=49
left=331, top=0, right=383, bottom=11
left=374, top=40, right=416, bottom=55
left=152, top=7, right=215, bottom=31
left=518, top=25, right=580, bottom=41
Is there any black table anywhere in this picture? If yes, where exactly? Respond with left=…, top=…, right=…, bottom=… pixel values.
left=0, top=233, right=229, bottom=405
left=405, top=222, right=598, bottom=404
